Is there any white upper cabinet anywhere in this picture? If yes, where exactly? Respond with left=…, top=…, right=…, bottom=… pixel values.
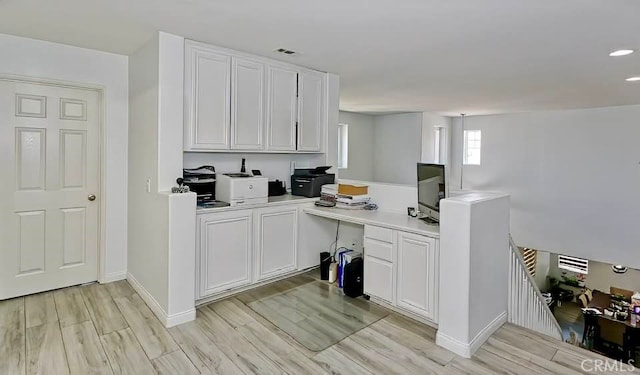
left=297, top=70, right=324, bottom=152
left=267, top=66, right=298, bottom=151
left=184, top=42, right=232, bottom=150
left=184, top=40, right=326, bottom=153
left=231, top=58, right=265, bottom=150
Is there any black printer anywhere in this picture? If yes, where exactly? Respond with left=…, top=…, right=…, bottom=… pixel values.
left=291, top=166, right=335, bottom=198
left=183, top=166, right=216, bottom=203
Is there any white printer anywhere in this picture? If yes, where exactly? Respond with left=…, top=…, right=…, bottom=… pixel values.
left=216, top=173, right=268, bottom=206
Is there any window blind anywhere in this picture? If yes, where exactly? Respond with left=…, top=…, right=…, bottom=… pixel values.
left=558, top=255, right=589, bottom=274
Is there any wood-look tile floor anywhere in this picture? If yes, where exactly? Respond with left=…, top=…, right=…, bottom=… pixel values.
left=0, top=271, right=630, bottom=374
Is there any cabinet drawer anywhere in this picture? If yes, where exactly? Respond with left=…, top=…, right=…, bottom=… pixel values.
left=364, top=225, right=393, bottom=243
left=364, top=238, right=393, bottom=262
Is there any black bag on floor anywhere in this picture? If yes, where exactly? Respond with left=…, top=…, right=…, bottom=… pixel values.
left=343, top=258, right=363, bottom=298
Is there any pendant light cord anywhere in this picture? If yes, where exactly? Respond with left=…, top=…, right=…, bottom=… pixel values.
left=460, top=113, right=465, bottom=190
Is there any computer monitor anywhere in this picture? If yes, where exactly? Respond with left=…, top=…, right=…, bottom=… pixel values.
left=417, top=163, right=446, bottom=223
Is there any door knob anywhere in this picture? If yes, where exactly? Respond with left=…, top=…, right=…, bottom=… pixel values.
left=88, top=194, right=96, bottom=201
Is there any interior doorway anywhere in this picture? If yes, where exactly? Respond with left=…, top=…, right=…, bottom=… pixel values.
left=0, top=77, right=103, bottom=300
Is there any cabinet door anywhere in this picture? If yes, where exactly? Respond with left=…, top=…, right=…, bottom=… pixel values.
left=267, top=66, right=298, bottom=151
left=254, top=206, right=298, bottom=281
left=184, top=43, right=232, bottom=150
left=231, top=57, right=265, bottom=150
left=396, top=232, right=438, bottom=321
left=297, top=70, right=324, bottom=152
left=198, top=210, right=253, bottom=298
left=364, top=256, right=394, bottom=304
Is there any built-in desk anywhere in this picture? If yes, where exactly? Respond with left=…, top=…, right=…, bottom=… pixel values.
left=303, top=206, right=440, bottom=325
left=303, top=206, right=439, bottom=237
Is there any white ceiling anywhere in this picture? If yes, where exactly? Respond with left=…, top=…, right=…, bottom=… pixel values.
left=2, top=0, right=639, bottom=116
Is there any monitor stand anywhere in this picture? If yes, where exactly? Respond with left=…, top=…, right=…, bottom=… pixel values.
left=419, top=216, right=439, bottom=225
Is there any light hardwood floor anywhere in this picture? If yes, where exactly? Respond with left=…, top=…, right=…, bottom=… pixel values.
left=0, top=272, right=630, bottom=375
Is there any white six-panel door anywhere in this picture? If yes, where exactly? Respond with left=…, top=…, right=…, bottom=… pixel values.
left=0, top=79, right=100, bottom=300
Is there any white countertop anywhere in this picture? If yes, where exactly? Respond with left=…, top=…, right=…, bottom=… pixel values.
left=196, top=194, right=318, bottom=214
left=303, top=206, right=440, bottom=238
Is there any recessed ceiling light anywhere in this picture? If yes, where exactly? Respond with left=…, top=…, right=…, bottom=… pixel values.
left=626, top=77, right=640, bottom=82
left=609, top=49, right=634, bottom=57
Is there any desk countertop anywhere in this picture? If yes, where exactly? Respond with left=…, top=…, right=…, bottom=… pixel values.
left=196, top=194, right=318, bottom=214
left=303, top=206, right=440, bottom=238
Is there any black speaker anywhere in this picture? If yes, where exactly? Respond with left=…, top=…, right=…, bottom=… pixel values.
left=343, top=258, right=363, bottom=298
left=320, top=252, right=331, bottom=280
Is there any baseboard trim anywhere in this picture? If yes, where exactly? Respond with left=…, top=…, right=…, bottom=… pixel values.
left=166, top=309, right=196, bottom=327
left=368, top=296, right=438, bottom=330
left=436, top=332, right=471, bottom=358
left=101, top=271, right=127, bottom=283
left=195, top=266, right=319, bottom=306
left=126, top=273, right=169, bottom=326
left=469, top=311, right=507, bottom=355
left=436, top=311, right=507, bottom=358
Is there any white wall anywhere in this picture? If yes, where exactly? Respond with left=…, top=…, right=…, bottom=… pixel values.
left=546, top=253, right=640, bottom=294
left=421, top=113, right=452, bottom=164
left=450, top=105, right=640, bottom=269
left=533, top=251, right=551, bottom=290
left=157, top=33, right=186, bottom=191
left=128, top=33, right=168, bottom=309
left=338, top=111, right=374, bottom=181
left=326, top=74, right=340, bottom=176
left=0, top=33, right=129, bottom=282
left=437, top=192, right=510, bottom=357
left=339, top=179, right=418, bottom=212
left=584, top=262, right=640, bottom=294
left=128, top=33, right=197, bottom=327
left=372, top=113, right=422, bottom=185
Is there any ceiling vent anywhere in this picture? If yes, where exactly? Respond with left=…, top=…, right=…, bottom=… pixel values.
left=274, top=48, right=298, bottom=55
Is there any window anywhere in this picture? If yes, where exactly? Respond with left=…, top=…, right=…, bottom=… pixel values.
left=520, top=248, right=537, bottom=277
left=338, top=123, right=348, bottom=169
left=558, top=255, right=589, bottom=274
left=463, top=130, right=481, bottom=165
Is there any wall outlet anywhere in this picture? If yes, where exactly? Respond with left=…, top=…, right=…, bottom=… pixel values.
left=351, top=238, right=363, bottom=251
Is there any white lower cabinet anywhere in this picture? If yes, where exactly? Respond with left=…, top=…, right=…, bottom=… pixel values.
left=396, top=232, right=438, bottom=322
left=363, top=255, right=394, bottom=304
left=197, top=205, right=301, bottom=300
left=254, top=206, right=298, bottom=281
left=197, top=210, right=253, bottom=298
left=363, top=225, right=439, bottom=323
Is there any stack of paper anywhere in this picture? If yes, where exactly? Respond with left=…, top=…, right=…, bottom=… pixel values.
left=316, top=184, right=338, bottom=207
left=335, top=193, right=370, bottom=209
